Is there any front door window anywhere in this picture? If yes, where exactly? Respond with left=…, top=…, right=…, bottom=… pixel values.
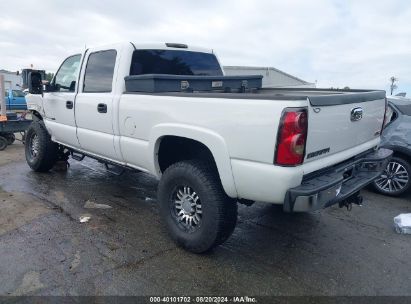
left=53, top=54, right=81, bottom=92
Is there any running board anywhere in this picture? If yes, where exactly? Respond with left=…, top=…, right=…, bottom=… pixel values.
left=68, top=148, right=130, bottom=176
left=102, top=162, right=125, bottom=176
left=71, top=151, right=85, bottom=161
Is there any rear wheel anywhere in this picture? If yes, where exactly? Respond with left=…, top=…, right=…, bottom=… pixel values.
left=0, top=136, right=7, bottom=151
left=158, top=160, right=237, bottom=253
left=372, top=156, right=411, bottom=196
left=25, top=121, right=58, bottom=172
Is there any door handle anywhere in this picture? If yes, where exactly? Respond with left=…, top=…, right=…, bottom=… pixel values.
left=97, top=103, right=107, bottom=113
left=66, top=101, right=73, bottom=109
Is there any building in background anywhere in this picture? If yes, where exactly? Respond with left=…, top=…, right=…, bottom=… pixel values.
left=0, top=70, right=22, bottom=90
left=223, top=66, right=315, bottom=88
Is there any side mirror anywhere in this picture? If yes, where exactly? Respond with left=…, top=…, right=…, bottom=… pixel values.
left=43, top=82, right=54, bottom=92
left=28, top=72, right=43, bottom=94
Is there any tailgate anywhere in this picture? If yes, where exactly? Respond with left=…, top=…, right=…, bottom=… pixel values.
left=304, top=91, right=386, bottom=162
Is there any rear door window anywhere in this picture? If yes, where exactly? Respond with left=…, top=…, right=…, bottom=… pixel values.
left=83, top=50, right=117, bottom=93
left=130, top=50, right=223, bottom=76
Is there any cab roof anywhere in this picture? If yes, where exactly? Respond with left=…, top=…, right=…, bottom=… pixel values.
left=86, top=42, right=213, bottom=54
left=131, top=42, right=213, bottom=54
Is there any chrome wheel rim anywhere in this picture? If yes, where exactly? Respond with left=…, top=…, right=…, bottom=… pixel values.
left=29, top=134, right=39, bottom=158
left=172, top=185, right=202, bottom=231
left=375, top=161, right=409, bottom=192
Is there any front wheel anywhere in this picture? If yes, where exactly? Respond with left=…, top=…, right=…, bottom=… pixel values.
left=372, top=156, right=411, bottom=196
left=157, top=160, right=238, bottom=253
left=25, top=121, right=58, bottom=172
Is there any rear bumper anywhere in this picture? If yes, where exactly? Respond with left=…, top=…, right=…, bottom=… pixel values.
left=284, top=148, right=393, bottom=212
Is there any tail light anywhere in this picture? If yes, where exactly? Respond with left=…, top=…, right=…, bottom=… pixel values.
left=275, top=108, right=308, bottom=166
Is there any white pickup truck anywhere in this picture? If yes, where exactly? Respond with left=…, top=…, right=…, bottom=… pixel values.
left=25, top=42, right=392, bottom=253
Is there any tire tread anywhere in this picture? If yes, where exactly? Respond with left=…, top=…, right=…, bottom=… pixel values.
left=158, top=160, right=237, bottom=253
left=25, top=121, right=58, bottom=172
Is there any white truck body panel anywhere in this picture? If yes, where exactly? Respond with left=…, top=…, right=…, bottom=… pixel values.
left=118, top=94, right=306, bottom=197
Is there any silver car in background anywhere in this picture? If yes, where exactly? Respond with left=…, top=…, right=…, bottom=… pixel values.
left=373, top=97, right=411, bottom=196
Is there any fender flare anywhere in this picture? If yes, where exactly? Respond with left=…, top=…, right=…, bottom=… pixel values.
left=148, top=123, right=238, bottom=198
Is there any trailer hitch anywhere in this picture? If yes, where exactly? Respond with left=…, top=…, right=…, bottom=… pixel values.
left=339, top=194, right=363, bottom=211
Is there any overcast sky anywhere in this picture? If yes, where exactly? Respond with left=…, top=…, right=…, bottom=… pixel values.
left=1, top=0, right=410, bottom=94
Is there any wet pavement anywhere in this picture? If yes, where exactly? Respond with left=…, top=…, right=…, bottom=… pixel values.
left=0, top=142, right=410, bottom=296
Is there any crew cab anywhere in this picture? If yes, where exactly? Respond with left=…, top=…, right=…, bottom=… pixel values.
left=25, top=42, right=392, bottom=253
left=2, top=89, right=27, bottom=111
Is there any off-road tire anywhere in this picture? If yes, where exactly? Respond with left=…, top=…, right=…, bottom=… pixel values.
left=25, top=121, right=58, bottom=172
left=0, top=136, right=7, bottom=151
left=372, top=156, right=411, bottom=196
left=158, top=160, right=238, bottom=253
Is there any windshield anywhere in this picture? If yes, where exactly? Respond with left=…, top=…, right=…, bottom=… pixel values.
left=130, top=49, right=223, bottom=76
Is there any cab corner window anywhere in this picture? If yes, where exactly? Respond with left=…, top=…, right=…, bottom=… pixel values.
left=83, top=50, right=117, bottom=93
left=54, top=54, right=81, bottom=92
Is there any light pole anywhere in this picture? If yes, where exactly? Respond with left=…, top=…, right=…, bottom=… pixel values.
left=390, top=76, right=398, bottom=95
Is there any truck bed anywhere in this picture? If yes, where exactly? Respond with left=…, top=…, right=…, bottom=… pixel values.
left=125, top=88, right=386, bottom=106
left=121, top=85, right=386, bottom=173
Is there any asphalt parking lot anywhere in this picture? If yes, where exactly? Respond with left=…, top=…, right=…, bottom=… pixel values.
left=0, top=141, right=410, bottom=296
